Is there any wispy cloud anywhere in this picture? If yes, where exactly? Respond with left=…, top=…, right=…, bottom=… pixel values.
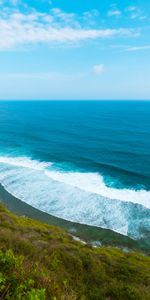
left=126, top=6, right=137, bottom=12
left=0, top=7, right=137, bottom=50
left=126, top=5, right=146, bottom=20
left=92, top=64, right=105, bottom=75
left=108, top=10, right=121, bottom=17
left=110, top=44, right=150, bottom=52
left=126, top=45, right=150, bottom=52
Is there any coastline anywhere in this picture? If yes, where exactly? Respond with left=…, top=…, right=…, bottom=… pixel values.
left=0, top=183, right=149, bottom=254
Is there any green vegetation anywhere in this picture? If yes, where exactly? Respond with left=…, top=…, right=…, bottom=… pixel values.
left=0, top=204, right=150, bottom=300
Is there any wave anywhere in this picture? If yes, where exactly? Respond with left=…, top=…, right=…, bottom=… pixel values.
left=0, top=156, right=51, bottom=170
left=88, top=159, right=149, bottom=181
left=0, top=155, right=150, bottom=239
left=45, top=170, right=150, bottom=209
left=0, top=155, right=149, bottom=208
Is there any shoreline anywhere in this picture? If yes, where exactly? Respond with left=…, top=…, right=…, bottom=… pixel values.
left=0, top=183, right=149, bottom=254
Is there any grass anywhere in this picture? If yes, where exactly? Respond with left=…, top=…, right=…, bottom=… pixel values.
left=0, top=204, right=150, bottom=299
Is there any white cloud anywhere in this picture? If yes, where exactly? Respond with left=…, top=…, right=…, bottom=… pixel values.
left=125, top=6, right=146, bottom=20
left=126, top=6, right=137, bottom=12
left=83, top=9, right=100, bottom=19
left=126, top=45, right=150, bottom=52
left=0, top=8, right=137, bottom=50
left=108, top=10, right=121, bottom=17
left=130, top=13, right=139, bottom=20
left=51, top=8, right=76, bottom=24
left=92, top=64, right=105, bottom=75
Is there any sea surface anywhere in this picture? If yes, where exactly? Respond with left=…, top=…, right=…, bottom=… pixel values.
left=0, top=101, right=150, bottom=240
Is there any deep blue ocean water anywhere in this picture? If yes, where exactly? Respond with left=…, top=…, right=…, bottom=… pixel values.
left=0, top=101, right=150, bottom=239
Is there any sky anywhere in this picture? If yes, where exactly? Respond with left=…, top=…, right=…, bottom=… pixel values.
left=0, top=0, right=150, bottom=100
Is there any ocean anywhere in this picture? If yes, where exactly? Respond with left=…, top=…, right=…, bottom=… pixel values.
left=0, top=101, right=150, bottom=240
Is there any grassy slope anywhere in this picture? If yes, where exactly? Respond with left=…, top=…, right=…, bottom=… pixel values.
left=0, top=204, right=150, bottom=300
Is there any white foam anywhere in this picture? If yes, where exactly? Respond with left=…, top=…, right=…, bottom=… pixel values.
left=0, top=155, right=149, bottom=239
left=0, top=155, right=150, bottom=209
left=0, top=156, right=50, bottom=170
left=45, top=170, right=150, bottom=209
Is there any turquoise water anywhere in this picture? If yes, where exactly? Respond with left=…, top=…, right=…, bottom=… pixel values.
left=0, top=101, right=150, bottom=239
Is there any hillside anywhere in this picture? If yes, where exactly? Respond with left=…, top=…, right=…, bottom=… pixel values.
left=0, top=204, right=150, bottom=300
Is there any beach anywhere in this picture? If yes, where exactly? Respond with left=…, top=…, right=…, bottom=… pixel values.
left=0, top=183, right=149, bottom=254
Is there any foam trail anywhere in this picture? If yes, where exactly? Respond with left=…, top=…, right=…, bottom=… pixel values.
left=45, top=170, right=150, bottom=209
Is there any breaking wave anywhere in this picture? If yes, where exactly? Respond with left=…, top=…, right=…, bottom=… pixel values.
left=0, top=155, right=150, bottom=239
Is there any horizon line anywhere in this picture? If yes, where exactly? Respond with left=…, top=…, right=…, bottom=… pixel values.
left=0, top=99, right=150, bottom=102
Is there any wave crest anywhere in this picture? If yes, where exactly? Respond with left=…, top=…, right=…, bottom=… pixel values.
left=0, top=155, right=50, bottom=170
left=0, top=155, right=149, bottom=239
left=45, top=170, right=150, bottom=209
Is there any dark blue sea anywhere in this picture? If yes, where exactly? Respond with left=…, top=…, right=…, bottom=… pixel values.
left=0, top=101, right=150, bottom=239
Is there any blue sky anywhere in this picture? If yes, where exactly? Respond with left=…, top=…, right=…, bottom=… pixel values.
left=0, top=0, right=150, bottom=100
